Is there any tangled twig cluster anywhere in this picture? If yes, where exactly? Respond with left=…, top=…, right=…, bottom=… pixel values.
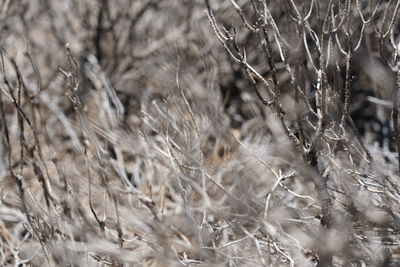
left=0, top=0, right=400, bottom=266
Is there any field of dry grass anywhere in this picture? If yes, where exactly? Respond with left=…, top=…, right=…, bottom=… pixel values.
left=1, top=0, right=400, bottom=266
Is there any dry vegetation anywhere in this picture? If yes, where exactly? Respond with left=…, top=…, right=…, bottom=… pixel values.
left=1, top=0, right=400, bottom=266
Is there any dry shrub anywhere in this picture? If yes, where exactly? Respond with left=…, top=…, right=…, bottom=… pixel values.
left=0, top=0, right=400, bottom=266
